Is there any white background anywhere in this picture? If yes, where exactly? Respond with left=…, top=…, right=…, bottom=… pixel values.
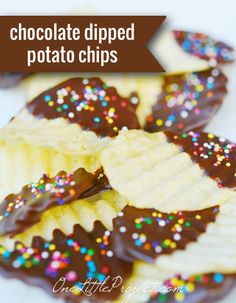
left=0, top=0, right=236, bottom=302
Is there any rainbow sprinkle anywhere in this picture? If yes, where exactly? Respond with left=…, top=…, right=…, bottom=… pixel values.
left=173, top=30, right=234, bottom=66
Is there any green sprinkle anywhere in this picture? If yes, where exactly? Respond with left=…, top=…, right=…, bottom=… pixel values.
left=32, top=258, right=40, bottom=265
left=103, top=83, right=109, bottom=89
left=158, top=293, right=167, bottom=302
left=195, top=274, right=202, bottom=282
left=87, top=249, right=95, bottom=256
left=136, top=223, right=143, bottom=229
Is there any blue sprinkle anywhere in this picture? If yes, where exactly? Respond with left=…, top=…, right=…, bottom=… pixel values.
left=17, top=256, right=25, bottom=264
left=75, top=282, right=84, bottom=290
left=87, top=272, right=94, bottom=278
left=207, top=83, right=214, bottom=89
left=45, top=268, right=58, bottom=278
left=80, top=247, right=87, bottom=254
left=97, top=273, right=106, bottom=282
left=182, top=41, right=191, bottom=51
left=57, top=199, right=64, bottom=205
left=62, top=104, right=69, bottom=110
left=214, top=273, right=224, bottom=284
left=94, top=117, right=101, bottom=123
left=101, top=101, right=108, bottom=107
left=67, top=239, right=74, bottom=246
left=44, top=243, right=50, bottom=249
left=134, top=239, right=142, bottom=247
left=88, top=261, right=95, bottom=267
left=44, top=95, right=51, bottom=102
left=168, top=115, right=175, bottom=122
left=3, top=251, right=11, bottom=259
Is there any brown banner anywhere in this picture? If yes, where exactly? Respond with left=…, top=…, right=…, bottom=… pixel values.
left=0, top=16, right=165, bottom=72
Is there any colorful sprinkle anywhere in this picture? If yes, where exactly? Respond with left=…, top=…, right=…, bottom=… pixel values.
left=145, top=69, right=227, bottom=133
left=173, top=30, right=234, bottom=64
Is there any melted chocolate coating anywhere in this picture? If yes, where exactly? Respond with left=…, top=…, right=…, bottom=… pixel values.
left=0, top=73, right=30, bottom=88
left=148, top=273, right=236, bottom=303
left=0, top=168, right=111, bottom=236
left=166, top=131, right=236, bottom=189
left=26, top=77, right=140, bottom=137
left=0, top=222, right=132, bottom=302
left=112, top=205, right=219, bottom=263
left=145, top=69, right=227, bottom=133
left=173, top=30, right=234, bottom=64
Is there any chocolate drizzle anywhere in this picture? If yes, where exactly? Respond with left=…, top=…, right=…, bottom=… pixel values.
left=145, top=69, right=227, bottom=133
left=173, top=30, right=234, bottom=64
left=148, top=273, right=236, bottom=303
left=166, top=131, right=236, bottom=189
left=0, top=222, right=132, bottom=302
left=26, top=77, right=140, bottom=137
left=112, top=205, right=219, bottom=263
left=0, top=168, right=111, bottom=236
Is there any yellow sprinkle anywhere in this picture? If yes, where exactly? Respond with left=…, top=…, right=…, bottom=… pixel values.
left=49, top=244, right=56, bottom=251
left=170, top=242, right=177, bottom=249
left=208, top=133, right=214, bottom=139
left=71, top=287, right=81, bottom=295
left=175, top=292, right=185, bottom=301
left=178, top=219, right=184, bottom=224
left=156, top=119, right=164, bottom=126
left=166, top=86, right=173, bottom=93
left=96, top=238, right=102, bottom=243
left=108, top=118, right=114, bottom=124
left=178, top=279, right=185, bottom=287
left=16, top=243, right=23, bottom=250
left=25, top=261, right=32, bottom=268
left=186, top=282, right=195, bottom=293
left=48, top=101, right=54, bottom=107
left=196, top=84, right=204, bottom=92
left=195, top=215, right=201, bottom=220
left=226, top=162, right=231, bottom=167
left=170, top=277, right=179, bottom=286
left=23, top=253, right=30, bottom=259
